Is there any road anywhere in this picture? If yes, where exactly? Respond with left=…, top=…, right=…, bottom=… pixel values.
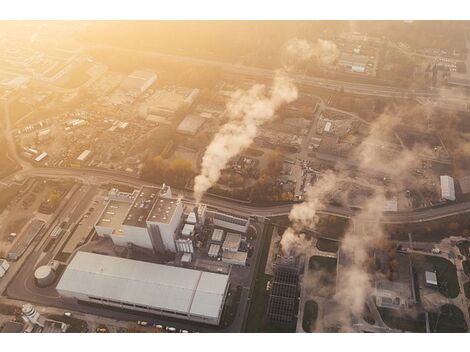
left=4, top=166, right=470, bottom=225
left=90, top=44, right=470, bottom=107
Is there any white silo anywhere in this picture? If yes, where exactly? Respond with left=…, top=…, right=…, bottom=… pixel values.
left=34, top=265, right=56, bottom=287
left=22, top=303, right=44, bottom=327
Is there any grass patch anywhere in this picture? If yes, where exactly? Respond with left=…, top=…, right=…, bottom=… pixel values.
left=316, top=238, right=340, bottom=253
left=412, top=254, right=460, bottom=298
left=378, top=307, right=426, bottom=332
left=302, top=300, right=318, bottom=333
left=457, top=241, right=470, bottom=257
left=464, top=282, right=470, bottom=299
left=463, top=261, right=470, bottom=277
left=428, top=304, right=468, bottom=333
left=309, top=255, right=337, bottom=273
left=426, top=256, right=460, bottom=299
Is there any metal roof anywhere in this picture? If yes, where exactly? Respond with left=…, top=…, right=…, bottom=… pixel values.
left=440, top=175, right=455, bottom=201
left=57, top=252, right=229, bottom=319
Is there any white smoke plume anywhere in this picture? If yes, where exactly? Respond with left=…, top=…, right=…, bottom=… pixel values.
left=282, top=38, right=339, bottom=70
left=279, top=107, right=434, bottom=329
left=193, top=73, right=298, bottom=203
left=280, top=170, right=341, bottom=255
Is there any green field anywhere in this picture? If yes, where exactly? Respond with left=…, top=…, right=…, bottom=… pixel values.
left=316, top=238, right=340, bottom=253
left=412, top=254, right=460, bottom=298
left=302, top=300, right=318, bottom=333
left=428, top=305, right=468, bottom=333
left=464, top=282, right=470, bottom=299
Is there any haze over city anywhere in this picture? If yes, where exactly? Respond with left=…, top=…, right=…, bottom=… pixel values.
left=1, top=18, right=470, bottom=338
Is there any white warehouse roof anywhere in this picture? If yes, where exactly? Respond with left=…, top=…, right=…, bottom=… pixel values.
left=57, top=252, right=229, bottom=320
left=77, top=149, right=91, bottom=162
left=440, top=175, right=456, bottom=201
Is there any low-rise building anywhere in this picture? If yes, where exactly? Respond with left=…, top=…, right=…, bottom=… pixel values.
left=56, top=251, right=229, bottom=325
left=222, top=233, right=242, bottom=253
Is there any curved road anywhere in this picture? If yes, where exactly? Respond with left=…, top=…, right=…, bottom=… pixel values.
left=3, top=166, right=470, bottom=224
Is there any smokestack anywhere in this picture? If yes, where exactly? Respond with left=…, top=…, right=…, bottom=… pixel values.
left=193, top=72, right=298, bottom=203
left=193, top=206, right=200, bottom=227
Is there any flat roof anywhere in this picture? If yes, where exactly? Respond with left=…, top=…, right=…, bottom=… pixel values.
left=176, top=114, right=205, bottom=135
left=223, top=233, right=242, bottom=251
left=211, top=229, right=224, bottom=242
left=147, top=196, right=179, bottom=224
left=57, top=252, right=229, bottom=320
left=123, top=186, right=159, bottom=228
left=96, top=200, right=132, bottom=231
left=425, top=271, right=438, bottom=286
left=77, top=149, right=91, bottom=161
left=222, top=250, right=247, bottom=262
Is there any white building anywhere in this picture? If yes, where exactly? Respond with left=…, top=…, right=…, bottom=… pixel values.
left=97, top=186, right=184, bottom=254
left=223, top=233, right=242, bottom=253
left=175, top=238, right=194, bottom=253
left=208, top=244, right=221, bottom=258
left=37, top=128, right=51, bottom=142
left=0, top=259, right=10, bottom=278
left=56, top=252, right=229, bottom=325
left=211, top=210, right=250, bottom=233
left=77, top=149, right=91, bottom=163
left=440, top=175, right=456, bottom=201
left=211, top=228, right=224, bottom=243
left=121, top=70, right=157, bottom=93
left=425, top=271, right=438, bottom=287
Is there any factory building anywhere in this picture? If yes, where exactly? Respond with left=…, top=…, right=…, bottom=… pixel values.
left=0, top=259, right=10, bottom=278
left=222, top=250, right=247, bottom=266
left=211, top=228, right=224, bottom=243
left=210, top=210, right=250, bottom=233
left=223, top=233, right=242, bottom=253
left=176, top=114, right=206, bottom=136
left=440, top=175, right=456, bottom=201
left=95, top=185, right=184, bottom=255
left=121, top=70, right=157, bottom=94
left=57, top=251, right=230, bottom=325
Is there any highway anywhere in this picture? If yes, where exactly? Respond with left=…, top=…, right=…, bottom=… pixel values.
left=3, top=165, right=470, bottom=225
left=89, top=44, right=470, bottom=104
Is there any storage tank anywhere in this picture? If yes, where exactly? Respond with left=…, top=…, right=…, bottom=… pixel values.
left=34, top=265, right=55, bottom=287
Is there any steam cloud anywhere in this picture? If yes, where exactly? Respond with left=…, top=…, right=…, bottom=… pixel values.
left=193, top=73, right=298, bottom=203
left=282, top=38, right=339, bottom=70
left=280, top=105, right=435, bottom=329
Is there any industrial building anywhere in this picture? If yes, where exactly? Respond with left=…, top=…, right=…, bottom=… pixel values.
left=222, top=250, right=247, bottom=266
left=0, top=259, right=10, bottom=278
left=95, top=185, right=195, bottom=255
left=440, top=175, right=456, bottom=201
left=76, top=149, right=91, bottom=163
left=176, top=114, right=206, bottom=136
left=142, top=87, right=199, bottom=123
left=208, top=244, right=221, bottom=258
left=210, top=210, right=250, bottom=233
left=211, top=228, right=224, bottom=242
left=121, top=70, right=157, bottom=93
left=56, top=251, right=230, bottom=325
left=425, top=271, right=438, bottom=288
left=223, top=233, right=242, bottom=252
left=34, top=152, right=48, bottom=163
